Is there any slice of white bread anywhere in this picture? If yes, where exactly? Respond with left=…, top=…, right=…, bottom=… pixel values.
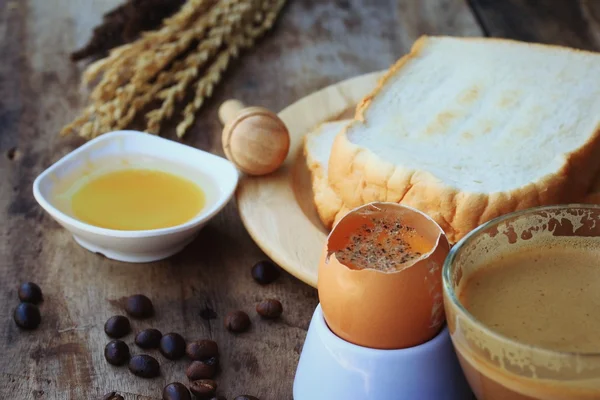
left=306, top=119, right=600, bottom=234
left=328, top=35, right=600, bottom=243
left=304, top=120, right=350, bottom=228
left=305, top=119, right=600, bottom=234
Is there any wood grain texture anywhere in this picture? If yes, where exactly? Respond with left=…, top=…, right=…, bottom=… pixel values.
left=0, top=0, right=482, bottom=399
left=469, top=0, right=600, bottom=50
left=238, top=71, right=383, bottom=288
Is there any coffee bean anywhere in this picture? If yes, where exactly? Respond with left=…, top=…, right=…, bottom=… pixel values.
left=18, top=282, right=43, bottom=304
left=104, top=315, right=131, bottom=338
left=125, top=294, right=154, bottom=319
left=102, top=391, right=124, bottom=400
left=160, top=332, right=186, bottom=360
left=224, top=311, right=250, bottom=333
left=135, top=328, right=162, bottom=349
left=186, top=360, right=217, bottom=380
left=128, top=354, right=160, bottom=378
left=234, top=396, right=259, bottom=400
left=104, top=340, right=130, bottom=366
left=13, top=303, right=41, bottom=330
left=209, top=397, right=227, bottom=400
left=162, top=382, right=191, bottom=400
left=186, top=339, right=219, bottom=360
left=189, top=379, right=217, bottom=398
left=251, top=260, right=280, bottom=284
left=256, top=299, right=283, bottom=319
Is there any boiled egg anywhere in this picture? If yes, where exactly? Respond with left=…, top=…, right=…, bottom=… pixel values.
left=318, top=202, right=450, bottom=349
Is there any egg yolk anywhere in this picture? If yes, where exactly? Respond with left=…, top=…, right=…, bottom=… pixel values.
left=334, top=217, right=432, bottom=271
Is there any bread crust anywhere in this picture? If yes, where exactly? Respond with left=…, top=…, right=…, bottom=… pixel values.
left=328, top=36, right=600, bottom=244
left=303, top=127, right=343, bottom=228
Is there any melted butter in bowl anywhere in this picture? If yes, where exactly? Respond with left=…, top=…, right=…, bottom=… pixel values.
left=33, top=130, right=238, bottom=262
left=51, top=155, right=213, bottom=231
left=71, top=168, right=204, bottom=231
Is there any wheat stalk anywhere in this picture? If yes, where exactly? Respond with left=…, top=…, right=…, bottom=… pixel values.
left=62, top=0, right=286, bottom=139
left=177, top=0, right=286, bottom=137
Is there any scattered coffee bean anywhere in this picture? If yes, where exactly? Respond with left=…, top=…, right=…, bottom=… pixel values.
left=104, top=315, right=131, bottom=338
left=13, top=303, right=41, bottom=330
left=210, top=397, right=227, bottom=400
left=256, top=299, right=283, bottom=319
left=186, top=339, right=219, bottom=360
left=102, top=391, right=124, bottom=400
left=162, top=382, right=191, bottom=400
left=135, top=328, right=162, bottom=349
left=251, top=260, right=280, bottom=284
left=186, top=360, right=217, bottom=380
left=234, top=396, right=259, bottom=400
left=189, top=379, right=217, bottom=398
left=160, top=332, right=186, bottom=360
left=18, top=282, right=43, bottom=304
left=224, top=311, right=250, bottom=333
left=104, top=340, right=130, bottom=366
left=128, top=354, right=160, bottom=378
left=125, top=294, right=154, bottom=319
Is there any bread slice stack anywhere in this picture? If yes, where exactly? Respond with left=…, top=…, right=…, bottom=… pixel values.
left=304, top=120, right=349, bottom=228
left=305, top=36, right=600, bottom=244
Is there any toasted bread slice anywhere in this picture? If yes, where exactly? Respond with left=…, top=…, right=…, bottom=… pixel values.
left=304, top=120, right=350, bottom=228
left=328, top=36, right=600, bottom=243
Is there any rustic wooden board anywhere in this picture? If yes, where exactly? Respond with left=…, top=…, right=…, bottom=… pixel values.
left=0, top=0, right=484, bottom=399
left=469, top=0, right=600, bottom=50
left=8, top=0, right=600, bottom=398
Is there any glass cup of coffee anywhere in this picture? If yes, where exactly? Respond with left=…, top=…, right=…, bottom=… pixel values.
left=443, top=205, right=600, bottom=400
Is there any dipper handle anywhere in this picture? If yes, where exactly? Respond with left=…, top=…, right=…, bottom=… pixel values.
left=218, top=99, right=290, bottom=176
left=218, top=99, right=246, bottom=125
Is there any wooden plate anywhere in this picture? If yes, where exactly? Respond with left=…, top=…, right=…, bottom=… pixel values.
left=237, top=71, right=384, bottom=288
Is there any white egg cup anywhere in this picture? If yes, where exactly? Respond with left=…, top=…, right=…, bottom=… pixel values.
left=294, top=305, right=472, bottom=400
left=33, top=130, right=239, bottom=263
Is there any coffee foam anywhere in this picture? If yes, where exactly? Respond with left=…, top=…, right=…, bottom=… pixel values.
left=448, top=206, right=600, bottom=393
left=455, top=207, right=600, bottom=290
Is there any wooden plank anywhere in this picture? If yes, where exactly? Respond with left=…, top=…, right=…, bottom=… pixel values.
left=0, top=0, right=481, bottom=399
left=395, top=0, right=482, bottom=50
left=469, top=0, right=600, bottom=50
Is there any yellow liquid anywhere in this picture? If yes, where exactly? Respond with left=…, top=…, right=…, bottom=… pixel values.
left=71, top=168, right=205, bottom=230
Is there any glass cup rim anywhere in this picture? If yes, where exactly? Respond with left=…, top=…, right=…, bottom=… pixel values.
left=442, top=203, right=600, bottom=358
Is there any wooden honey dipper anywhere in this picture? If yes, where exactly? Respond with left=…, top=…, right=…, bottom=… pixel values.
left=218, top=99, right=290, bottom=176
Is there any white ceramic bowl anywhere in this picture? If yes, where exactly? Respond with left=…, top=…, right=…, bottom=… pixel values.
left=293, top=305, right=472, bottom=400
left=33, top=130, right=239, bottom=263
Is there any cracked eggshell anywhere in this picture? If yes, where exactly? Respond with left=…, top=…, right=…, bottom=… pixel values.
left=317, top=202, right=450, bottom=350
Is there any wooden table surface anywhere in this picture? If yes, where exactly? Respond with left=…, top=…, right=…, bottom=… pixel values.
left=1, top=1, right=599, bottom=399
